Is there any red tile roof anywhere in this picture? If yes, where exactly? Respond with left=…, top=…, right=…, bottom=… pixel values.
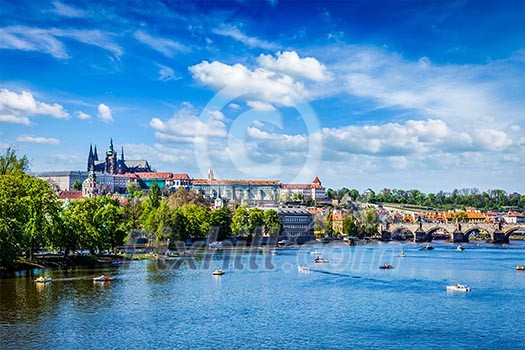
left=58, top=190, right=83, bottom=200
left=192, top=179, right=280, bottom=185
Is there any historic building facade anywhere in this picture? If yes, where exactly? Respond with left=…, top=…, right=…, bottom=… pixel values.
left=192, top=168, right=280, bottom=207
left=87, top=139, right=151, bottom=175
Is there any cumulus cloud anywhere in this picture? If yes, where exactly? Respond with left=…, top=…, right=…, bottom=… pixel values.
left=97, top=103, right=113, bottom=123
left=133, top=30, right=188, bottom=57
left=246, top=100, right=276, bottom=111
left=228, top=103, right=241, bottom=110
left=16, top=134, right=60, bottom=144
left=0, top=26, right=122, bottom=58
left=150, top=104, right=227, bottom=143
left=212, top=25, right=277, bottom=50
left=0, top=88, right=69, bottom=124
left=258, top=51, right=331, bottom=82
left=75, top=111, right=91, bottom=120
left=189, top=60, right=309, bottom=106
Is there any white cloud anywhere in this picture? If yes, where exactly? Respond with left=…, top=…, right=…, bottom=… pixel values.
left=157, top=64, right=178, bottom=81
left=228, top=103, right=241, bottom=110
left=0, top=26, right=68, bottom=58
left=246, top=100, right=276, bottom=111
left=0, top=26, right=122, bottom=58
left=97, top=103, right=113, bottom=123
left=212, top=25, right=277, bottom=50
left=0, top=88, right=69, bottom=123
left=0, top=114, right=30, bottom=125
left=16, top=134, right=60, bottom=145
left=189, top=60, right=309, bottom=107
left=257, top=51, right=331, bottom=82
left=150, top=105, right=227, bottom=143
left=330, top=45, right=525, bottom=129
left=510, top=125, right=521, bottom=132
left=52, top=1, right=87, bottom=18
left=75, top=111, right=91, bottom=120
left=133, top=30, right=188, bottom=57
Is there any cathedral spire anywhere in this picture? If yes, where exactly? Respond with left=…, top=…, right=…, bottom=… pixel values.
left=108, top=138, right=114, bottom=154
left=93, top=145, right=99, bottom=161
left=87, top=144, right=94, bottom=171
left=121, top=146, right=124, bottom=161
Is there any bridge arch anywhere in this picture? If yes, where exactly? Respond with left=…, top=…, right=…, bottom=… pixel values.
left=391, top=227, right=414, bottom=241
left=464, top=226, right=492, bottom=240
left=427, top=226, right=451, bottom=240
left=504, top=226, right=525, bottom=240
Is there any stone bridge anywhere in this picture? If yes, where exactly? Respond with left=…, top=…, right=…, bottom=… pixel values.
left=379, top=222, right=525, bottom=243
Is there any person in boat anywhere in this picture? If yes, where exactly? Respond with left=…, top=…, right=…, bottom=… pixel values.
left=456, top=283, right=460, bottom=288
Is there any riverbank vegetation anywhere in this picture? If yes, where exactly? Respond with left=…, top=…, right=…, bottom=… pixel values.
left=327, top=187, right=525, bottom=212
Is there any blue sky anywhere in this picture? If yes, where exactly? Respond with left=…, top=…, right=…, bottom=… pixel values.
left=1, top=0, right=524, bottom=193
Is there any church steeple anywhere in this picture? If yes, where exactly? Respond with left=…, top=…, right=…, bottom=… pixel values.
left=87, top=144, right=94, bottom=171
left=93, top=145, right=99, bottom=161
left=121, top=146, right=124, bottom=161
left=107, top=138, right=114, bottom=155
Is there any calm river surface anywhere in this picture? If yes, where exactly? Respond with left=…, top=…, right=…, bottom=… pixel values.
left=1, top=241, right=524, bottom=350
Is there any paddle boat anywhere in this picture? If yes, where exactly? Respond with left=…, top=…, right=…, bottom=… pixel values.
left=212, top=268, right=225, bottom=276
left=298, top=265, right=310, bottom=272
left=379, top=263, right=393, bottom=270
left=456, top=245, right=465, bottom=251
left=93, top=274, right=113, bottom=282
left=398, top=250, right=405, bottom=257
left=314, top=256, right=329, bottom=263
left=516, top=265, right=525, bottom=271
left=446, top=283, right=472, bottom=292
left=35, top=276, right=52, bottom=283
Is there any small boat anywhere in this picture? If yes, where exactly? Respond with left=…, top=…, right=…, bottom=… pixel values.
left=93, top=274, right=113, bottom=282
left=35, top=276, right=52, bottom=283
left=208, top=241, right=223, bottom=249
left=277, top=239, right=288, bottom=246
left=379, top=264, right=393, bottom=270
left=314, top=256, right=329, bottom=263
left=420, top=244, right=434, bottom=251
left=212, top=268, right=225, bottom=276
left=456, top=245, right=465, bottom=251
left=398, top=250, right=405, bottom=257
left=446, top=283, right=472, bottom=292
left=516, top=265, right=525, bottom=271
left=298, top=265, right=310, bottom=272
left=270, top=250, right=277, bottom=255
left=310, top=250, right=322, bottom=255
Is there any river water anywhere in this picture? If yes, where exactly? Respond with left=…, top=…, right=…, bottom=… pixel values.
left=1, top=241, right=524, bottom=350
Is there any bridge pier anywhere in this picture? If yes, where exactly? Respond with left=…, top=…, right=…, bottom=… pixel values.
left=452, top=229, right=469, bottom=243
left=414, top=228, right=432, bottom=243
left=380, top=231, right=391, bottom=241
left=490, top=229, right=509, bottom=244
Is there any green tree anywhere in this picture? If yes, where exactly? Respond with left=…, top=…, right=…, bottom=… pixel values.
left=362, top=207, right=379, bottom=237
left=168, top=208, right=188, bottom=242
left=0, top=147, right=29, bottom=175
left=148, top=180, right=161, bottom=208
left=343, top=215, right=359, bottom=237
left=126, top=182, right=143, bottom=198
left=0, top=174, right=60, bottom=265
left=248, top=208, right=265, bottom=236
left=210, top=207, right=232, bottom=241
left=263, top=209, right=282, bottom=237
left=72, top=180, right=82, bottom=191
left=231, top=206, right=250, bottom=237
left=181, top=204, right=210, bottom=239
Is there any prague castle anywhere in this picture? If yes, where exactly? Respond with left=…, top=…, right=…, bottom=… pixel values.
left=87, top=138, right=151, bottom=174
